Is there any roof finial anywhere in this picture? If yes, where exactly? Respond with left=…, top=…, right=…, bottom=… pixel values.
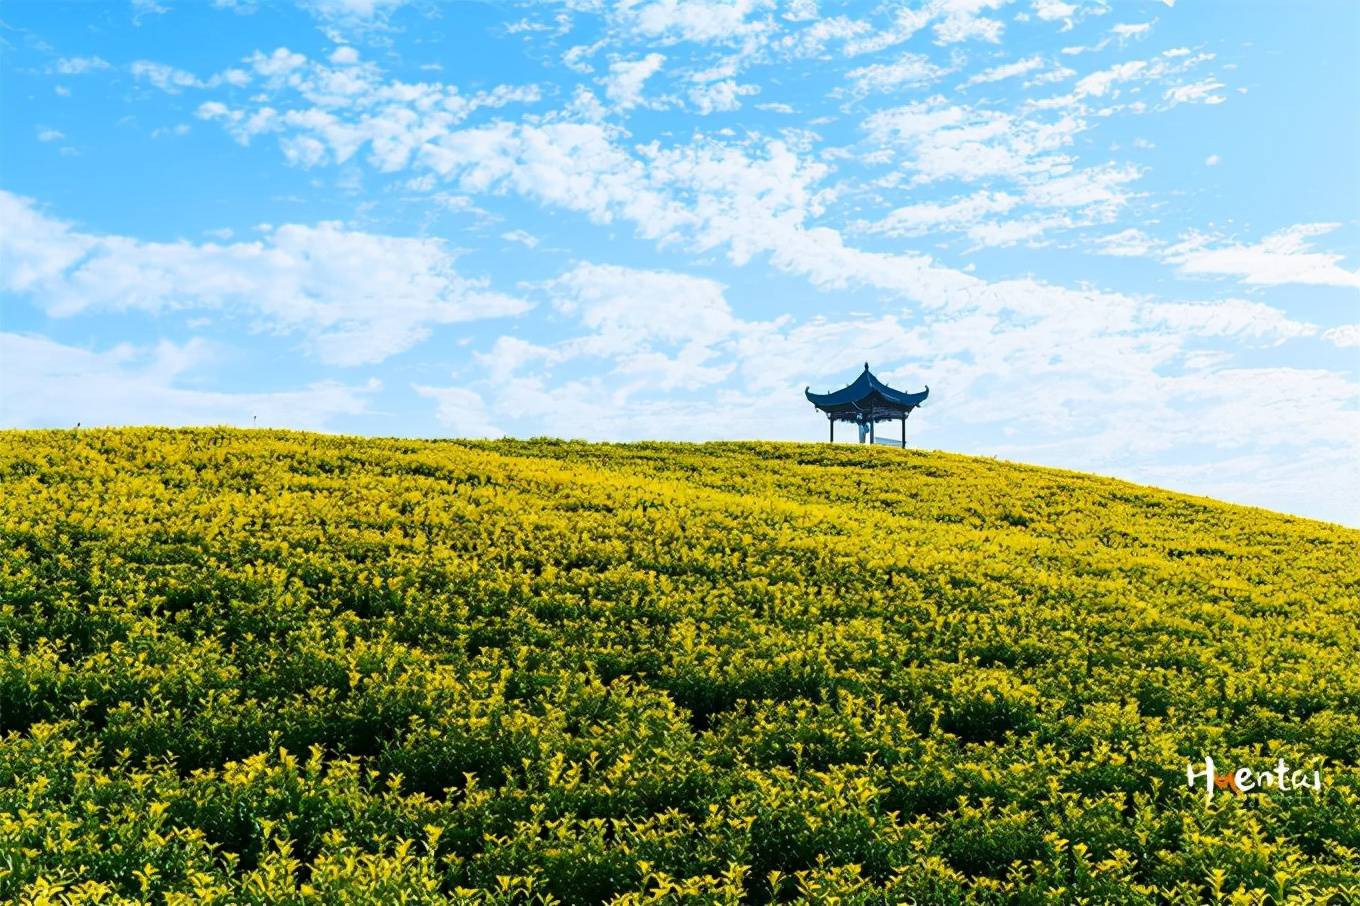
left=864, top=361, right=870, bottom=372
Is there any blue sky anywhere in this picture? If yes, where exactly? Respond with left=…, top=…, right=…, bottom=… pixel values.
left=1, top=0, right=1357, bottom=524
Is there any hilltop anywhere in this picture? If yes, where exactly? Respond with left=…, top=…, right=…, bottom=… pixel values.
left=1, top=428, right=1357, bottom=904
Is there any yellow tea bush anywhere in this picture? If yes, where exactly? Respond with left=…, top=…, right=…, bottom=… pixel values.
left=0, top=428, right=1357, bottom=904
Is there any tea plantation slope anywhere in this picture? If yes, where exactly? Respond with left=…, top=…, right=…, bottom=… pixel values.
left=1, top=427, right=1357, bottom=905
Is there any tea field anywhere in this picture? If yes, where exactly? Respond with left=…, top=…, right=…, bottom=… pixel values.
left=1, top=428, right=1357, bottom=904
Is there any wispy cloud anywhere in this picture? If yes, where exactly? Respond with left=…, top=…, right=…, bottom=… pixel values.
left=52, top=56, right=111, bottom=74
left=1164, top=224, right=1360, bottom=289
left=959, top=54, right=1044, bottom=89
left=847, top=52, right=950, bottom=93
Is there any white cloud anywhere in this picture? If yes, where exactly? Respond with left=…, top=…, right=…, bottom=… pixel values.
left=1323, top=324, right=1360, bottom=348
left=1022, top=163, right=1141, bottom=211
left=1032, top=0, right=1075, bottom=22
left=563, top=40, right=606, bottom=74
left=1164, top=77, right=1226, bottom=106
left=689, top=79, right=759, bottom=113
left=132, top=59, right=253, bottom=93
left=1111, top=22, right=1153, bottom=41
left=846, top=52, right=950, bottom=93
left=546, top=263, right=740, bottom=343
left=416, top=121, right=674, bottom=229
left=178, top=36, right=1209, bottom=278
left=190, top=48, right=541, bottom=170
left=131, top=0, right=170, bottom=17
left=1059, top=40, right=1108, bottom=56
left=36, top=127, right=65, bottom=142
left=959, top=54, right=1044, bottom=88
left=1126, top=367, right=1359, bottom=460
left=773, top=15, right=870, bottom=57
left=1142, top=299, right=1316, bottom=343
left=862, top=97, right=1087, bottom=190
left=1002, top=48, right=1224, bottom=120
left=864, top=164, right=1145, bottom=248
left=1126, top=446, right=1357, bottom=529
left=612, top=0, right=777, bottom=44
left=1204, top=153, right=1220, bottom=166
left=536, top=262, right=743, bottom=388
left=413, top=385, right=504, bottom=438
left=0, top=332, right=373, bottom=430
left=1073, top=59, right=1148, bottom=98
left=52, top=56, right=111, bottom=75
left=281, top=134, right=328, bottom=167
left=1056, top=50, right=1220, bottom=108
left=1026, top=64, right=1076, bottom=87
left=501, top=229, right=539, bottom=247
left=964, top=217, right=1058, bottom=247
left=1094, top=228, right=1158, bottom=257
left=868, top=191, right=1018, bottom=237
left=131, top=60, right=205, bottom=93
left=248, top=46, right=307, bottom=77
left=603, top=53, right=665, bottom=110
left=294, top=0, right=412, bottom=28
left=0, top=191, right=531, bottom=365
left=330, top=45, right=360, bottom=65
left=1164, top=224, right=1360, bottom=289
left=474, top=336, right=566, bottom=382
left=931, top=0, right=1009, bottom=44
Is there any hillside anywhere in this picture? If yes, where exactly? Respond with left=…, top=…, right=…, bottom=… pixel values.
left=1, top=428, right=1357, bottom=904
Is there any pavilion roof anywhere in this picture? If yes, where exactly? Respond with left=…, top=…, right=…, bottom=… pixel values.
left=805, top=363, right=928, bottom=416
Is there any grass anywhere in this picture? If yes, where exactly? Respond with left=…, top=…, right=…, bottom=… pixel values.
left=1, top=427, right=1357, bottom=904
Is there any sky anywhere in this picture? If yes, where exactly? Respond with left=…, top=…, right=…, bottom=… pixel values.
left=1, top=0, right=1357, bottom=525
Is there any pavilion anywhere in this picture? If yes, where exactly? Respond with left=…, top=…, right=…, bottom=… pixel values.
left=806, top=363, right=928, bottom=447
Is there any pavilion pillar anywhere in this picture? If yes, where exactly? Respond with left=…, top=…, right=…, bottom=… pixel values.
left=869, top=421, right=875, bottom=444
left=829, top=419, right=834, bottom=443
left=901, top=416, right=906, bottom=449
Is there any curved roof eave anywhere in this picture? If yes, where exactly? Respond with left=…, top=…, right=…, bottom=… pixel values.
left=805, top=367, right=928, bottom=409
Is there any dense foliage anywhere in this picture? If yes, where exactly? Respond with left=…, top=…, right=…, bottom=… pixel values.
left=1, top=428, right=1357, bottom=904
